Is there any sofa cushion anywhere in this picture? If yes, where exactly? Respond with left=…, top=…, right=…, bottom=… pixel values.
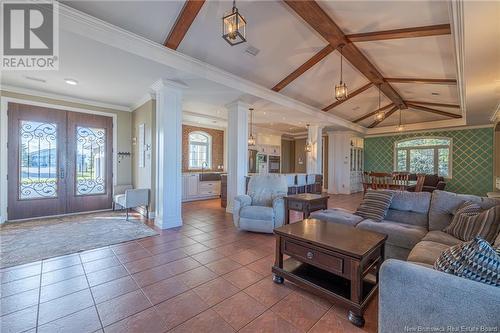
left=310, top=208, right=363, bottom=227
left=428, top=190, right=500, bottom=231
left=422, top=231, right=462, bottom=246
left=434, top=237, right=500, bottom=287
left=383, top=190, right=431, bottom=227
left=240, top=206, right=274, bottom=220
left=356, top=220, right=427, bottom=249
left=444, top=204, right=500, bottom=242
left=407, top=240, right=451, bottom=266
left=354, top=190, right=394, bottom=222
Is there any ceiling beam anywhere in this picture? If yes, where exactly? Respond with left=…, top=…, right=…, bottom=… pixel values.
left=164, top=0, right=205, bottom=50
left=385, top=78, right=457, bottom=85
left=353, top=103, right=394, bottom=123
left=368, top=105, right=400, bottom=128
left=283, top=0, right=406, bottom=109
left=405, top=100, right=460, bottom=108
left=272, top=45, right=335, bottom=92
left=407, top=103, right=462, bottom=118
left=322, top=82, right=373, bottom=111
left=346, top=24, right=451, bottom=42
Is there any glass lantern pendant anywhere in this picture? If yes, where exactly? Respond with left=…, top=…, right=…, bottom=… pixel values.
left=374, top=84, right=385, bottom=121
left=305, top=124, right=312, bottom=152
left=335, top=44, right=348, bottom=101
left=248, top=108, right=256, bottom=146
left=222, top=0, right=246, bottom=46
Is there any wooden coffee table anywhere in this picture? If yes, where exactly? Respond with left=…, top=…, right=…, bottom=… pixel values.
left=284, top=193, right=329, bottom=225
left=272, top=219, right=387, bottom=327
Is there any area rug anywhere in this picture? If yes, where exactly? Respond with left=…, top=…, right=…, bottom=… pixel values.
left=0, top=212, right=158, bottom=269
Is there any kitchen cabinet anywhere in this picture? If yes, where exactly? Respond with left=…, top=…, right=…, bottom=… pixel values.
left=182, top=173, right=221, bottom=202
left=328, top=133, right=364, bottom=194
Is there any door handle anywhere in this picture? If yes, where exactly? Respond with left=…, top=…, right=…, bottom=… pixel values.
left=60, top=168, right=65, bottom=179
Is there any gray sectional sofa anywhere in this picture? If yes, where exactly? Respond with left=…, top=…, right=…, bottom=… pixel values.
left=310, top=190, right=500, bottom=332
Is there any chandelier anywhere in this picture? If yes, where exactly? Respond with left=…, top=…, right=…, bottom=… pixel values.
left=335, top=44, right=348, bottom=101
left=374, top=84, right=385, bottom=121
left=248, top=108, right=256, bottom=146
left=305, top=124, right=312, bottom=152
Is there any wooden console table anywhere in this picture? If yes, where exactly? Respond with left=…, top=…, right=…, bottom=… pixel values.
left=284, top=193, right=329, bottom=225
left=272, top=219, right=386, bottom=327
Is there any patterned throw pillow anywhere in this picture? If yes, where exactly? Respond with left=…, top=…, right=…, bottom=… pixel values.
left=444, top=202, right=500, bottom=243
left=434, top=237, right=500, bottom=286
left=354, top=190, right=394, bottom=222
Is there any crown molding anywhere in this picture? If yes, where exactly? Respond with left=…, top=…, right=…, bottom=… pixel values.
left=449, top=0, right=467, bottom=120
left=365, top=123, right=493, bottom=138
left=490, top=102, right=500, bottom=122
left=130, top=92, right=155, bottom=111
left=57, top=3, right=365, bottom=134
left=1, top=85, right=131, bottom=112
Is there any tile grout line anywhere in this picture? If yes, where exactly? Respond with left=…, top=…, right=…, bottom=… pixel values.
left=34, top=260, right=43, bottom=333
left=79, top=253, right=105, bottom=332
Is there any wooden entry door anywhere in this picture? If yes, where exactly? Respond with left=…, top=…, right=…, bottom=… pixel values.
left=7, top=103, right=113, bottom=220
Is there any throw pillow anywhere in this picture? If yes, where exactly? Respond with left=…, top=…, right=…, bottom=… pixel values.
left=434, top=237, right=500, bottom=287
left=444, top=202, right=500, bottom=243
left=354, top=190, right=394, bottom=222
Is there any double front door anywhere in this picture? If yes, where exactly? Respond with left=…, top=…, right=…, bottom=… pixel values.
left=7, top=103, right=113, bottom=220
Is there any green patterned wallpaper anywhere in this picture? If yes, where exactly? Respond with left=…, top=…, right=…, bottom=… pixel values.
left=364, top=127, right=494, bottom=196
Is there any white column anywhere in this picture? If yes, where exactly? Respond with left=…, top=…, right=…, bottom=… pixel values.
left=226, top=101, right=249, bottom=213
left=306, top=125, right=324, bottom=174
left=152, top=79, right=186, bottom=229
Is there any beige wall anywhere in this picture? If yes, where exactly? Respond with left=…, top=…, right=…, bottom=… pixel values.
left=131, top=100, right=156, bottom=211
left=1, top=90, right=132, bottom=186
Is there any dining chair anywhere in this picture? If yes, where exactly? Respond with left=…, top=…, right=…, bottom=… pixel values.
left=392, top=172, right=410, bottom=191
left=370, top=172, right=391, bottom=190
left=414, top=174, right=426, bottom=192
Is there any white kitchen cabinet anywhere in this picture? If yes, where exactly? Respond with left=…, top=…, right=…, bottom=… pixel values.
left=328, top=132, right=364, bottom=195
left=182, top=173, right=221, bottom=202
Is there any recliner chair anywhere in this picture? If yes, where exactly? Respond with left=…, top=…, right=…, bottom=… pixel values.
left=233, top=174, right=288, bottom=233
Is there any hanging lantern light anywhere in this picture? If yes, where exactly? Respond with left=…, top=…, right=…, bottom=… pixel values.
left=335, top=44, right=348, bottom=101
left=305, top=124, right=312, bottom=152
left=248, top=108, right=256, bottom=146
left=222, top=0, right=246, bottom=46
left=397, top=108, right=405, bottom=131
left=374, top=84, right=385, bottom=121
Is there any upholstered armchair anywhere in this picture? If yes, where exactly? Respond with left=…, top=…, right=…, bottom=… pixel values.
left=233, top=174, right=288, bottom=233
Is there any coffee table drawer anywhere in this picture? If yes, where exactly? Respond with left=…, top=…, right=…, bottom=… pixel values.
left=283, top=240, right=343, bottom=275
left=287, top=200, right=304, bottom=211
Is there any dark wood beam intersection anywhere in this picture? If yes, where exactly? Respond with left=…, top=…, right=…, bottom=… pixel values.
left=385, top=78, right=457, bottom=85
left=322, top=82, right=373, bottom=111
left=368, top=105, right=400, bottom=128
left=353, top=103, right=394, bottom=123
left=164, top=0, right=205, bottom=50
left=346, top=24, right=451, bottom=42
left=272, top=45, right=335, bottom=92
left=407, top=103, right=462, bottom=118
left=283, top=0, right=406, bottom=110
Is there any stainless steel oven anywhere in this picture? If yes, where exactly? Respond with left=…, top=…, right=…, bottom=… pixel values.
left=268, top=155, right=280, bottom=173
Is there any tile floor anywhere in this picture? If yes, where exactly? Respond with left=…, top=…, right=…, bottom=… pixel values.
left=0, top=193, right=373, bottom=333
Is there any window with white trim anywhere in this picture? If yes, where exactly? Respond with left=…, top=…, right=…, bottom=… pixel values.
left=188, top=131, right=212, bottom=169
left=394, top=137, right=452, bottom=178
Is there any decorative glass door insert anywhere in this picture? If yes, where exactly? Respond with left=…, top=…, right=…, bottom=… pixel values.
left=19, top=120, right=58, bottom=199
left=76, top=126, right=106, bottom=195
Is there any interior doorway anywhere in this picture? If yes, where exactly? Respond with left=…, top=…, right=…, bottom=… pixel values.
left=7, top=103, right=113, bottom=220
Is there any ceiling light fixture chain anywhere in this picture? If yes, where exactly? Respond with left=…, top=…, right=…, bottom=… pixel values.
left=374, top=83, right=385, bottom=121
left=248, top=108, right=256, bottom=146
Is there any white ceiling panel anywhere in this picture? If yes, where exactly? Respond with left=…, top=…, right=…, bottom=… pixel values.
left=280, top=51, right=369, bottom=109
left=318, top=0, right=450, bottom=34
left=62, top=1, right=185, bottom=44
left=356, top=36, right=456, bottom=79
left=393, top=82, right=459, bottom=105
left=178, top=0, right=327, bottom=88
left=329, top=85, right=392, bottom=121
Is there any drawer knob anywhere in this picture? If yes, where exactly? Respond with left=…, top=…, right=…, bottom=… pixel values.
left=306, top=251, right=314, bottom=259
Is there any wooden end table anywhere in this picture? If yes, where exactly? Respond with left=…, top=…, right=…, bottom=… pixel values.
left=284, top=193, right=329, bottom=225
left=272, top=219, right=387, bottom=327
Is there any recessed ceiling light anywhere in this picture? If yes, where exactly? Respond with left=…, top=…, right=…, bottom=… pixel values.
left=64, top=78, right=78, bottom=85
left=263, top=111, right=266, bottom=115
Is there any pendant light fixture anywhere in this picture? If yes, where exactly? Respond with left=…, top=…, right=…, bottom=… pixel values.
left=305, top=124, right=312, bottom=152
left=248, top=108, right=256, bottom=146
left=397, top=108, right=405, bottom=132
left=374, top=84, right=385, bottom=121
left=222, top=0, right=246, bottom=46
left=335, top=44, right=348, bottom=101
